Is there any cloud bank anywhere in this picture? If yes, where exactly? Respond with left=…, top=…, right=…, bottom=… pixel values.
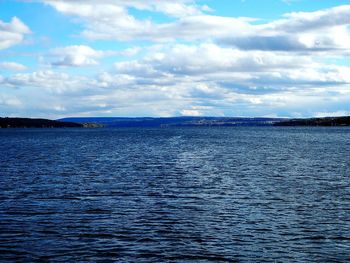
left=1, top=1, right=350, bottom=117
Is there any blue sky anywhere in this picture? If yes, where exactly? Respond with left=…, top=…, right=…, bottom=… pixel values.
left=1, top=0, right=350, bottom=118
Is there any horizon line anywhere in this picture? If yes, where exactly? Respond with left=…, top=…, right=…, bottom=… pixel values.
left=2, top=116, right=350, bottom=120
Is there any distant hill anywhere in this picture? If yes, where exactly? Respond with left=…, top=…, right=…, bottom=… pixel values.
left=59, top=117, right=284, bottom=128
left=274, top=116, right=350, bottom=126
left=0, top=118, right=83, bottom=128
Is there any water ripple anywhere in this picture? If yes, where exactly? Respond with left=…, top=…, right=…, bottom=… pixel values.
left=0, top=127, right=349, bottom=262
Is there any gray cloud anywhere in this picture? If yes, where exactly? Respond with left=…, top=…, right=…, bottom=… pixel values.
left=270, top=5, right=350, bottom=33
left=220, top=35, right=326, bottom=51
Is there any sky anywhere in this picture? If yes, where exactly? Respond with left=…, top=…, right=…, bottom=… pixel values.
left=1, top=0, right=350, bottom=118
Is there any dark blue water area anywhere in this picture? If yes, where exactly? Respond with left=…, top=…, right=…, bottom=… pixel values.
left=0, top=127, right=349, bottom=262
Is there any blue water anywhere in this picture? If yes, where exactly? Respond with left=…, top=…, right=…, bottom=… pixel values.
left=0, top=127, right=349, bottom=262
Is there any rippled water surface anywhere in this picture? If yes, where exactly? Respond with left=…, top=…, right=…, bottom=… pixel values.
left=1, top=127, right=350, bottom=262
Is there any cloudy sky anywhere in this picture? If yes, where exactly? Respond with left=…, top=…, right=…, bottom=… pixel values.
left=1, top=0, right=350, bottom=118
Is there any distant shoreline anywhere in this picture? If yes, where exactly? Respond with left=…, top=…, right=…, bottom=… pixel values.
left=273, top=116, right=350, bottom=127
left=2, top=116, right=350, bottom=128
left=0, top=117, right=83, bottom=129
left=61, top=116, right=350, bottom=127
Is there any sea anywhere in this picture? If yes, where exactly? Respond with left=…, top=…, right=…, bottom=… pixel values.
left=0, top=127, right=349, bottom=262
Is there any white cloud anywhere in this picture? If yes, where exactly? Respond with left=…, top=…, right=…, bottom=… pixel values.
left=315, top=111, right=350, bottom=117
left=2, top=60, right=350, bottom=118
left=40, top=1, right=350, bottom=56
left=40, top=0, right=251, bottom=41
left=47, top=45, right=140, bottom=67
left=277, top=5, right=350, bottom=32
left=134, top=1, right=203, bottom=17
left=220, top=5, right=350, bottom=53
left=0, top=17, right=31, bottom=50
left=118, top=47, right=141, bottom=57
left=0, top=62, right=27, bottom=71
left=96, top=72, right=135, bottom=88
left=115, top=43, right=314, bottom=79
left=180, top=109, right=203, bottom=116
left=180, top=106, right=215, bottom=116
left=49, top=45, right=114, bottom=67
left=43, top=0, right=207, bottom=18
left=0, top=94, right=22, bottom=107
left=3, top=70, right=90, bottom=94
left=107, top=42, right=350, bottom=116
